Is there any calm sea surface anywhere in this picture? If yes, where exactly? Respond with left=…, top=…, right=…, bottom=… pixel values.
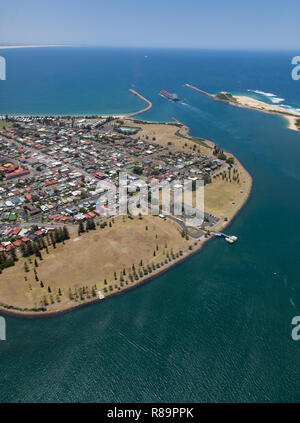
left=0, top=48, right=300, bottom=402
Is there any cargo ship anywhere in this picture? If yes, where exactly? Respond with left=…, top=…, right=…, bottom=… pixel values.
left=159, top=90, right=180, bottom=102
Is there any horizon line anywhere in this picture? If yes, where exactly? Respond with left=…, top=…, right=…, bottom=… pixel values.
left=0, top=43, right=299, bottom=52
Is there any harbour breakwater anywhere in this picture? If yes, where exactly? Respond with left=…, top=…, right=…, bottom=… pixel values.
left=127, top=89, right=152, bottom=117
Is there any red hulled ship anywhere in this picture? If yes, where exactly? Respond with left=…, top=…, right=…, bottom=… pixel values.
left=159, top=90, right=179, bottom=101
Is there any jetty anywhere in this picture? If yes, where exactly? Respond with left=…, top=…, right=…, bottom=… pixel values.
left=184, top=84, right=234, bottom=104
left=184, top=83, right=215, bottom=99
left=215, top=232, right=238, bottom=244
left=127, top=89, right=152, bottom=117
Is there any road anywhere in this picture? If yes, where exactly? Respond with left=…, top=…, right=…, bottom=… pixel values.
left=166, top=215, right=205, bottom=238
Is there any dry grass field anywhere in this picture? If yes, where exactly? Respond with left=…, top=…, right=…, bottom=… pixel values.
left=123, top=119, right=213, bottom=156
left=0, top=215, right=193, bottom=310
left=205, top=162, right=249, bottom=216
left=170, top=156, right=251, bottom=229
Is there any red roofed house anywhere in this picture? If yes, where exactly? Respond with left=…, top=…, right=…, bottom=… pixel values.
left=12, top=227, right=21, bottom=236
left=6, top=244, right=15, bottom=252
left=95, top=172, right=106, bottom=180
left=5, top=167, right=30, bottom=180
left=59, top=216, right=70, bottom=222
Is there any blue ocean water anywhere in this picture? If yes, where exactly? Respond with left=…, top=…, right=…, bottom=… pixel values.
left=0, top=48, right=300, bottom=402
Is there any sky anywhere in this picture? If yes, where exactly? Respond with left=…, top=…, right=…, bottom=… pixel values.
left=1, top=0, right=300, bottom=50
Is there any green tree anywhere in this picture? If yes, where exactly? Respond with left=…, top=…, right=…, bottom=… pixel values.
left=20, top=243, right=27, bottom=257
left=26, top=242, right=34, bottom=256
left=78, top=221, right=85, bottom=235
left=63, top=226, right=70, bottom=240
left=10, top=248, right=17, bottom=262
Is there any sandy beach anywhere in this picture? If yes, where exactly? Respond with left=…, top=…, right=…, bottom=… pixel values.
left=284, top=116, right=300, bottom=131
left=234, top=95, right=300, bottom=131
left=185, top=84, right=300, bottom=132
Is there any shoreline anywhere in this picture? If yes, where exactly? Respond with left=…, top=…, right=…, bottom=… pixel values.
left=185, top=83, right=300, bottom=132
left=0, top=113, right=253, bottom=319
left=0, top=234, right=214, bottom=319
left=0, top=88, right=151, bottom=120
left=216, top=156, right=253, bottom=230
left=234, top=95, right=300, bottom=132
left=0, top=45, right=66, bottom=50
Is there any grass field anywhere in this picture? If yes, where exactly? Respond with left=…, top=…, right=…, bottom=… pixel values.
left=123, top=120, right=214, bottom=156
left=205, top=173, right=245, bottom=216
left=174, top=128, right=212, bottom=150
left=173, top=157, right=251, bottom=229
left=205, top=160, right=252, bottom=230
left=0, top=215, right=194, bottom=310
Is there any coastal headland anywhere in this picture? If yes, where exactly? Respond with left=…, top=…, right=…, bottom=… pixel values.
left=185, top=83, right=300, bottom=132
left=0, top=94, right=252, bottom=317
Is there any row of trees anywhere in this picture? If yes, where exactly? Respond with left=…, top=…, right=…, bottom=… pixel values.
left=21, top=241, right=44, bottom=259
left=105, top=248, right=184, bottom=288
left=40, top=293, right=61, bottom=307
left=39, top=284, right=99, bottom=308
left=216, top=168, right=240, bottom=183
left=39, top=242, right=193, bottom=307
left=78, top=218, right=96, bottom=235
left=68, top=285, right=98, bottom=301
left=60, top=244, right=188, bottom=304
left=20, top=226, right=70, bottom=258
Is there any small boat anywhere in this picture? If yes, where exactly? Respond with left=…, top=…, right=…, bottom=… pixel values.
left=225, top=235, right=238, bottom=244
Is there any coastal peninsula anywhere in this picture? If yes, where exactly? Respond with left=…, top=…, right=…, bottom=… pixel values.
left=0, top=96, right=252, bottom=317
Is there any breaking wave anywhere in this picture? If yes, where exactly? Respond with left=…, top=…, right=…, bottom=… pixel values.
left=247, top=89, right=277, bottom=97
left=246, top=89, right=300, bottom=113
